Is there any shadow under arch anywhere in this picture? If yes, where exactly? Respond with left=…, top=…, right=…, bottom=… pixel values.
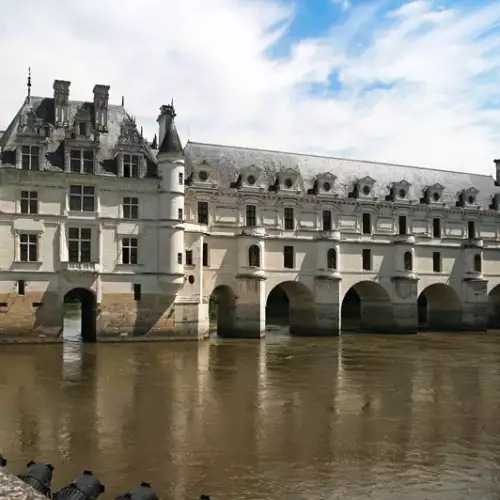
left=64, top=288, right=97, bottom=343
left=341, top=281, right=393, bottom=333
left=418, top=283, right=461, bottom=331
left=210, top=285, right=237, bottom=337
left=266, top=281, right=315, bottom=335
left=488, top=285, right=500, bottom=329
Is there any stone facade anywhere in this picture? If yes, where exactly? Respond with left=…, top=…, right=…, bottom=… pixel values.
left=1, top=77, right=500, bottom=341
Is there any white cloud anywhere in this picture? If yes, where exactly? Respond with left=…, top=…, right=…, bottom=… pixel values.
left=1, top=0, right=500, bottom=175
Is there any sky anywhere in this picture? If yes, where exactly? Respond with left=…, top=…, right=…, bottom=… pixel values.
left=1, top=0, right=500, bottom=175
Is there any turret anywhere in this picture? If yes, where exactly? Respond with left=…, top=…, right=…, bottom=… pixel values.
left=157, top=103, right=185, bottom=278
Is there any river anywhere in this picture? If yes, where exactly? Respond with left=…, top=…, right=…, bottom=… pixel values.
left=1, top=332, right=500, bottom=499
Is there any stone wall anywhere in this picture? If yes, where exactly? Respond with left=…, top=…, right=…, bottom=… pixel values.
left=0, top=468, right=47, bottom=500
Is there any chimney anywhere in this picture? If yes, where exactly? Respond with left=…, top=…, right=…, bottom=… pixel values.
left=93, top=84, right=110, bottom=132
left=53, top=80, right=70, bottom=127
left=157, top=103, right=182, bottom=157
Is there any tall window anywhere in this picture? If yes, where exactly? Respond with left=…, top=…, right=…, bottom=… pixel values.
left=21, top=145, right=40, bottom=170
left=178, top=172, right=183, bottom=185
left=178, top=208, right=183, bottom=221
left=68, top=228, right=91, bottom=263
left=362, top=249, right=371, bottom=270
left=327, top=248, right=337, bottom=269
left=248, top=245, right=260, bottom=267
left=123, top=197, right=139, bottom=219
left=474, top=254, right=482, bottom=273
left=468, top=221, right=476, bottom=239
left=78, top=122, right=87, bottom=136
left=70, top=149, right=94, bottom=174
left=284, top=246, right=294, bottom=269
left=404, top=251, right=413, bottom=271
left=122, top=237, right=138, bottom=265
left=322, top=210, right=332, bottom=231
left=69, top=185, right=95, bottom=212
left=433, top=252, right=441, bottom=272
left=399, top=215, right=407, bottom=236
left=123, top=154, right=140, bottom=178
left=246, top=205, right=256, bottom=227
left=433, top=218, right=441, bottom=238
left=19, top=234, right=37, bottom=262
left=202, top=243, right=209, bottom=267
left=198, top=202, right=209, bottom=224
left=284, top=207, right=294, bottom=230
left=185, top=250, right=193, bottom=266
left=20, top=191, right=38, bottom=214
left=362, top=213, right=371, bottom=234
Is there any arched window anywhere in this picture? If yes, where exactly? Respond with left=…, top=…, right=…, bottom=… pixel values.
left=404, top=251, right=413, bottom=271
left=248, top=245, right=260, bottom=267
left=327, top=248, right=337, bottom=270
left=474, top=254, right=482, bottom=273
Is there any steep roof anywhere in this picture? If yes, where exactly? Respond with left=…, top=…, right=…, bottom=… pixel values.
left=184, top=141, right=500, bottom=206
left=158, top=119, right=183, bottom=156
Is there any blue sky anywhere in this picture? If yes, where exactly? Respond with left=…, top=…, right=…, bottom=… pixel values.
left=1, top=0, right=500, bottom=174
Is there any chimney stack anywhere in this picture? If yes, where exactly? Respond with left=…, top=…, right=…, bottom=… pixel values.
left=93, top=84, right=110, bottom=132
left=495, top=159, right=500, bottom=185
left=157, top=103, right=176, bottom=149
left=53, top=80, right=70, bottom=127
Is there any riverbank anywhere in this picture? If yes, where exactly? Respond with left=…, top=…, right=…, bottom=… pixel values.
left=0, top=467, right=47, bottom=500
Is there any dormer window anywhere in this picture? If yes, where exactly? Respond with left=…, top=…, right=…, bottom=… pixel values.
left=198, top=171, right=208, bottom=182
left=363, top=185, right=371, bottom=195
left=387, top=180, right=411, bottom=202
left=315, top=172, right=337, bottom=195
left=351, top=176, right=376, bottom=199
left=238, top=165, right=263, bottom=189
left=21, top=146, right=40, bottom=171
left=78, top=122, right=87, bottom=137
left=123, top=154, right=139, bottom=178
left=284, top=178, right=293, bottom=188
left=457, top=187, right=479, bottom=208
left=70, top=149, right=94, bottom=174
left=247, top=175, right=256, bottom=185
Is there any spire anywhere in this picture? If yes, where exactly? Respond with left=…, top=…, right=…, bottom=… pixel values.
left=26, top=67, right=32, bottom=104
left=157, top=102, right=183, bottom=156
left=151, top=133, right=158, bottom=149
left=121, top=96, right=124, bottom=107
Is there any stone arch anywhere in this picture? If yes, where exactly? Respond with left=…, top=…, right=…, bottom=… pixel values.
left=404, top=251, right=413, bottom=271
left=63, top=288, right=97, bottom=343
left=488, top=284, right=500, bottom=329
left=248, top=245, right=260, bottom=267
left=341, top=281, right=393, bottom=333
left=418, top=284, right=461, bottom=331
left=266, top=281, right=315, bottom=335
left=327, top=248, right=337, bottom=269
left=209, top=285, right=237, bottom=337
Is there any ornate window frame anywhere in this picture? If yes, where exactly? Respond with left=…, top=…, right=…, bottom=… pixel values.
left=316, top=172, right=337, bottom=195
left=388, top=179, right=411, bottom=203
left=457, top=187, right=479, bottom=208
left=239, top=164, right=264, bottom=189
left=423, top=183, right=445, bottom=205
left=277, top=167, right=303, bottom=193
left=354, top=176, right=376, bottom=199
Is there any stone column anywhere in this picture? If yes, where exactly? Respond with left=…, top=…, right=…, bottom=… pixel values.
left=59, top=220, right=67, bottom=262
left=313, top=276, right=341, bottom=335
left=391, top=277, right=418, bottom=333
left=233, top=275, right=266, bottom=338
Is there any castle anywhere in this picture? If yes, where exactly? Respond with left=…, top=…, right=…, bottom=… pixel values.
left=1, top=78, right=500, bottom=341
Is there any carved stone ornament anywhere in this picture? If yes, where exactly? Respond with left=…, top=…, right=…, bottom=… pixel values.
left=239, top=164, right=264, bottom=188
left=356, top=176, right=376, bottom=198
left=278, top=167, right=302, bottom=192
left=316, top=172, right=337, bottom=194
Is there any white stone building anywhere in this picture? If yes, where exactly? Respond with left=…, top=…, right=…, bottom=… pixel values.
left=1, top=78, right=500, bottom=342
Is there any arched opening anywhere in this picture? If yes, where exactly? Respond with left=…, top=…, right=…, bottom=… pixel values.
left=474, top=254, right=482, bottom=273
left=327, top=248, right=337, bottom=269
left=266, top=281, right=315, bottom=335
left=248, top=245, right=260, bottom=267
left=404, top=251, right=413, bottom=271
left=63, top=288, right=97, bottom=343
left=488, top=285, right=500, bottom=329
left=418, top=284, right=461, bottom=331
left=209, top=285, right=236, bottom=337
left=341, top=281, right=393, bottom=333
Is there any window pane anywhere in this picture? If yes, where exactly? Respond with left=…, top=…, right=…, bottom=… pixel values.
left=81, top=228, right=91, bottom=240
left=28, top=244, right=37, bottom=262
left=68, top=241, right=79, bottom=262
left=20, top=234, right=28, bottom=243
left=70, top=185, right=82, bottom=194
left=69, top=195, right=81, bottom=211
left=82, top=195, right=94, bottom=212
left=22, top=146, right=30, bottom=154
left=20, top=200, right=29, bottom=214
left=21, top=154, right=30, bottom=170
left=131, top=248, right=138, bottom=264
left=28, top=234, right=37, bottom=244
left=20, top=245, right=27, bottom=262
left=81, top=242, right=91, bottom=262
left=131, top=206, right=139, bottom=219
left=123, top=247, right=130, bottom=264
left=68, top=228, right=79, bottom=240
left=123, top=205, right=130, bottom=219
left=83, top=186, right=95, bottom=195
left=30, top=200, right=38, bottom=214
left=70, top=157, right=81, bottom=173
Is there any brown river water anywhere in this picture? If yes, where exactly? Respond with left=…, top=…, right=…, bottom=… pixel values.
left=1, top=332, right=500, bottom=500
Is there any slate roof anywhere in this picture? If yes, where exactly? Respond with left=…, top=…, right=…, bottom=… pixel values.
left=184, top=141, right=500, bottom=207
left=158, top=118, right=183, bottom=155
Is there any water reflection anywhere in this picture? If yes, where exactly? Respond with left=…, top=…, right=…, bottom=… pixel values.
left=0, top=334, right=500, bottom=499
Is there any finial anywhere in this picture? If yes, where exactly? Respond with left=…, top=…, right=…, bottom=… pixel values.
left=151, top=133, right=158, bottom=149
left=140, top=126, right=143, bottom=138
left=121, top=96, right=124, bottom=107
left=27, top=67, right=32, bottom=103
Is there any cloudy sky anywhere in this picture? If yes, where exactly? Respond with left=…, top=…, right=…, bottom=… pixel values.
left=1, top=0, right=500, bottom=175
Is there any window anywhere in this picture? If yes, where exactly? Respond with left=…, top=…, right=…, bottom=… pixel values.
left=474, top=254, right=482, bottom=273
left=322, top=210, right=332, bottom=231
left=185, top=250, right=193, bottom=266
left=327, top=248, right=337, bottom=269
left=198, top=202, right=209, bottom=224
left=362, top=213, right=371, bottom=235
left=17, top=280, right=25, bottom=296
left=20, top=191, right=38, bottom=214
left=70, top=149, right=94, bottom=174
left=123, top=154, right=140, bottom=178
left=122, top=237, right=138, bottom=265
left=178, top=172, right=183, bottom=185
left=468, top=221, right=476, bottom=239
left=284, top=207, right=294, bottom=230
left=246, top=205, right=256, bottom=227
left=248, top=245, right=260, bottom=267
left=21, top=145, right=40, bottom=171
left=404, top=251, right=413, bottom=271
left=19, top=234, right=37, bottom=262
left=133, top=284, right=141, bottom=301
left=69, top=185, right=95, bottom=212
left=177, top=253, right=182, bottom=265
left=202, top=243, right=209, bottom=267
left=283, top=246, right=294, bottom=269
left=399, top=215, right=407, bottom=236
left=68, top=228, right=92, bottom=263
left=78, top=122, right=87, bottom=136
left=433, top=218, right=441, bottom=238
left=123, top=197, right=139, bottom=220
left=178, top=208, right=183, bottom=221
left=362, top=249, right=371, bottom=270
left=433, top=252, right=441, bottom=272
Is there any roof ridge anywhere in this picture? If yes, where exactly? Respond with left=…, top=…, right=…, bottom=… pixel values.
left=186, top=140, right=493, bottom=179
